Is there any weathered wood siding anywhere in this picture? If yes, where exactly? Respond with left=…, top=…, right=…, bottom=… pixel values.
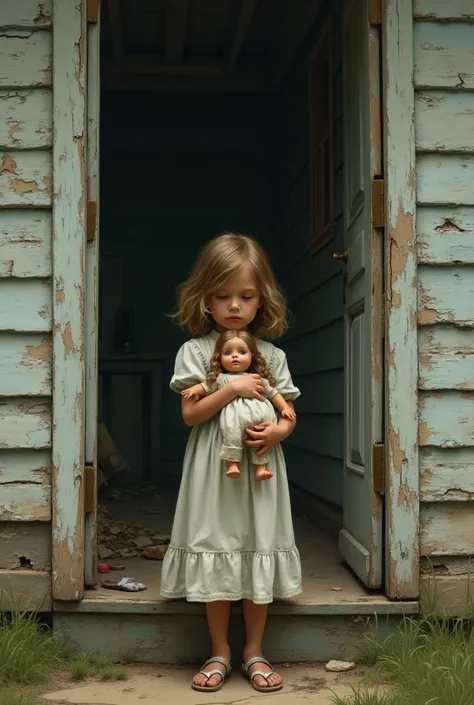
left=275, top=2, right=344, bottom=506
left=0, top=0, right=53, bottom=611
left=414, top=0, right=474, bottom=615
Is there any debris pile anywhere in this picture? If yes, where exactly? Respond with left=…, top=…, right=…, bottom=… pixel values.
left=97, top=486, right=170, bottom=561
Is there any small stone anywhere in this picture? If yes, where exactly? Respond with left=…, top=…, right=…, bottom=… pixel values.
left=110, top=526, right=121, bottom=535
left=331, top=587, right=343, bottom=591
left=98, top=545, right=114, bottom=559
left=325, top=660, right=356, bottom=673
left=133, top=536, right=153, bottom=548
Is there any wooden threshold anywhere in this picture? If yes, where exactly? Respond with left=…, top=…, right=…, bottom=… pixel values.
left=54, top=596, right=419, bottom=616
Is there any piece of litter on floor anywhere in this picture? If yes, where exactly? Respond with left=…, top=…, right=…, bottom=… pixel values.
left=331, top=587, right=343, bottom=591
left=325, top=660, right=356, bottom=672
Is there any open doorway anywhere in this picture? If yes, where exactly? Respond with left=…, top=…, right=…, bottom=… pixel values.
left=87, top=0, right=386, bottom=605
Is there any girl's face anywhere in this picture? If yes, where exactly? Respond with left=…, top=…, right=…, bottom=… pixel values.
left=220, top=337, right=252, bottom=373
left=209, top=264, right=261, bottom=333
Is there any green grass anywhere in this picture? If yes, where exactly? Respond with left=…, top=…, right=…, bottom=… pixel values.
left=331, top=614, right=474, bottom=705
left=99, top=666, right=127, bottom=682
left=1, top=695, right=41, bottom=705
left=0, top=608, right=65, bottom=685
left=70, top=657, right=91, bottom=682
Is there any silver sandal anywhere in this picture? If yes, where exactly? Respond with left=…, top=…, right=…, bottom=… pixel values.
left=191, top=656, right=232, bottom=692
left=241, top=656, right=283, bottom=692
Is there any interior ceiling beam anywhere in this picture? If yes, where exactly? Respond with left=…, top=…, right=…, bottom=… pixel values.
left=107, top=0, right=125, bottom=61
left=165, top=0, right=189, bottom=64
left=271, top=0, right=323, bottom=89
left=227, top=0, right=258, bottom=71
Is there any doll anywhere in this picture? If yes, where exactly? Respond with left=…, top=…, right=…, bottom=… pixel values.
left=182, top=330, right=296, bottom=481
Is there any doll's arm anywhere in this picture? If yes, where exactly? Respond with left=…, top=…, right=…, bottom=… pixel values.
left=181, top=383, right=208, bottom=400
left=271, top=392, right=297, bottom=421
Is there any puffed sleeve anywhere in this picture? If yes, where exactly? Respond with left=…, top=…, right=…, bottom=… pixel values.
left=169, top=340, right=207, bottom=394
left=271, top=347, right=301, bottom=401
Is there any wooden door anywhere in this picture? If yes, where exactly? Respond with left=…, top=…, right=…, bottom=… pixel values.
left=338, top=0, right=384, bottom=588
left=84, top=0, right=101, bottom=587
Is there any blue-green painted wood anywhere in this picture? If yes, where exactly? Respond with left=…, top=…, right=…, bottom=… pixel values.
left=418, top=266, right=474, bottom=326
left=416, top=92, right=474, bottom=153
left=0, top=1, right=54, bottom=614
left=51, top=0, right=86, bottom=602
left=0, top=211, right=51, bottom=278
left=0, top=1, right=52, bottom=29
left=414, top=21, right=474, bottom=90
left=417, top=207, right=474, bottom=265
left=0, top=89, right=52, bottom=149
left=420, top=447, right=474, bottom=502
left=384, top=0, right=419, bottom=598
left=53, top=611, right=406, bottom=664
left=417, top=155, right=474, bottom=206
left=414, top=0, right=474, bottom=21
left=419, top=391, right=474, bottom=447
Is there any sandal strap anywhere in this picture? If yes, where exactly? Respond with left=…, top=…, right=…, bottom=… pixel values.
left=200, top=669, right=225, bottom=682
left=201, top=657, right=231, bottom=674
left=242, top=656, right=272, bottom=672
left=249, top=669, right=275, bottom=682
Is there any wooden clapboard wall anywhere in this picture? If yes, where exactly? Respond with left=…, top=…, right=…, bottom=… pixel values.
left=0, top=2, right=54, bottom=610
left=414, top=0, right=474, bottom=615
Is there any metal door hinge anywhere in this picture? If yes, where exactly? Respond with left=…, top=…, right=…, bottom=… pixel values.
left=369, top=0, right=382, bottom=25
left=87, top=0, right=100, bottom=23
left=372, top=178, right=384, bottom=229
left=87, top=200, right=97, bottom=243
left=373, top=443, right=385, bottom=494
left=84, top=464, right=96, bottom=513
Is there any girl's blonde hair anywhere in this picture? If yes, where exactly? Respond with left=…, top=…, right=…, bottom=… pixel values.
left=173, top=233, right=287, bottom=338
left=206, top=330, right=276, bottom=388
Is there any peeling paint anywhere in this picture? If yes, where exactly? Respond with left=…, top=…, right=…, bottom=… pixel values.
left=0, top=154, right=18, bottom=174
left=11, top=178, right=38, bottom=194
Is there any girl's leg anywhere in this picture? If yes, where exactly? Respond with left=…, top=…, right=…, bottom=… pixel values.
left=242, top=600, right=282, bottom=689
left=193, top=601, right=232, bottom=688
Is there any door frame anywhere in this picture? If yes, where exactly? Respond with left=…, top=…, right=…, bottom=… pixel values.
left=51, top=0, right=420, bottom=603
left=382, top=0, right=419, bottom=599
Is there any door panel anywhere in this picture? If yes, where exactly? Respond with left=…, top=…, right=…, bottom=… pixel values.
left=84, top=2, right=100, bottom=587
left=339, top=0, right=383, bottom=588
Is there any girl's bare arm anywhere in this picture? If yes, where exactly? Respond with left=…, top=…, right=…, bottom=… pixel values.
left=182, top=384, right=237, bottom=426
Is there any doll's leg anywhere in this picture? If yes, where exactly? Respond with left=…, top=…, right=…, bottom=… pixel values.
left=219, top=409, right=243, bottom=478
left=250, top=449, right=273, bottom=481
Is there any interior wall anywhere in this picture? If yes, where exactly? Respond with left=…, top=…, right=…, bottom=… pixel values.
left=99, top=93, right=275, bottom=478
left=274, top=1, right=345, bottom=506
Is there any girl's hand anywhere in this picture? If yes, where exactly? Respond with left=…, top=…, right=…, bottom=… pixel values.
left=231, top=374, right=265, bottom=401
left=244, top=421, right=285, bottom=456
left=281, top=406, right=296, bottom=421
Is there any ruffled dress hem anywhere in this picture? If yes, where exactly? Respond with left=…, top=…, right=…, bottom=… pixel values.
left=160, top=546, right=302, bottom=605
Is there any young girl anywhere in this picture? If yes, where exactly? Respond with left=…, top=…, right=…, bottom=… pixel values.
left=160, top=233, right=302, bottom=693
left=181, top=329, right=296, bottom=481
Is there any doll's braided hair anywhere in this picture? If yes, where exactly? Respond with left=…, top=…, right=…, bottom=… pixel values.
left=206, top=330, right=276, bottom=388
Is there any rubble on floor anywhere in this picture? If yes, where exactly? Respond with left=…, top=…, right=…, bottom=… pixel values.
left=97, top=485, right=170, bottom=561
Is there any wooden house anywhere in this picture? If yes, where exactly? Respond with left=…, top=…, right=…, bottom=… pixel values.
left=0, top=0, right=473, bottom=661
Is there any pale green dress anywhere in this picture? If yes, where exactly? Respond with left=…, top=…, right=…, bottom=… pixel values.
left=160, top=330, right=302, bottom=604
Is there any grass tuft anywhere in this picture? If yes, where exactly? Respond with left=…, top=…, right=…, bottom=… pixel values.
left=99, top=666, right=127, bottom=681
left=0, top=607, right=65, bottom=685
left=333, top=611, right=474, bottom=705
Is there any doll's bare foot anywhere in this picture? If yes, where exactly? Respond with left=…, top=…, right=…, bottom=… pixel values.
left=255, top=465, right=273, bottom=481
left=226, top=462, right=241, bottom=478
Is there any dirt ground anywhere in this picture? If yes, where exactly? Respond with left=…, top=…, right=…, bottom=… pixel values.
left=5, top=664, right=380, bottom=705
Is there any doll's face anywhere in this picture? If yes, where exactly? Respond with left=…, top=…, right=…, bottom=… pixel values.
left=220, top=337, right=252, bottom=373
